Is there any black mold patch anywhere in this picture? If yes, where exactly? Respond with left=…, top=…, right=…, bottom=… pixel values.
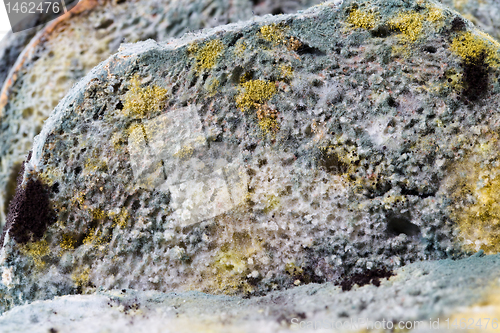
left=370, top=24, right=391, bottom=38
left=462, top=52, right=489, bottom=102
left=318, top=150, right=349, bottom=174
left=337, top=268, right=394, bottom=291
left=1, top=162, right=54, bottom=245
left=451, top=17, right=466, bottom=32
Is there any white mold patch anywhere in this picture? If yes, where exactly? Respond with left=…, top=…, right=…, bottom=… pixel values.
left=128, top=105, right=248, bottom=226
left=1, top=266, right=13, bottom=288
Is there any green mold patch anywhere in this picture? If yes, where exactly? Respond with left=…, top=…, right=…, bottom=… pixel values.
left=122, top=76, right=168, bottom=118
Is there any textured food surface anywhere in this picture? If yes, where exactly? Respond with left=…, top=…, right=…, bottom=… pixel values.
left=1, top=0, right=499, bottom=236
left=0, top=0, right=324, bottom=232
left=1, top=254, right=500, bottom=333
left=2, top=0, right=500, bottom=314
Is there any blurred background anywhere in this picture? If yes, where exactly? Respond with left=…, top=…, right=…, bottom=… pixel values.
left=0, top=2, right=9, bottom=40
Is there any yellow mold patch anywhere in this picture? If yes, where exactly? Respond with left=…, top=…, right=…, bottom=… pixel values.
left=427, top=5, right=444, bottom=22
left=450, top=31, right=500, bottom=66
left=453, top=0, right=468, bottom=10
left=84, top=159, right=107, bottom=173
left=209, top=239, right=262, bottom=295
left=236, top=80, right=277, bottom=112
left=123, top=76, right=168, bottom=118
left=388, top=11, right=426, bottom=43
left=263, top=194, right=281, bottom=213
left=193, top=39, right=225, bottom=71
left=318, top=142, right=358, bottom=176
left=382, top=195, right=407, bottom=210
left=128, top=123, right=147, bottom=148
left=91, top=208, right=106, bottom=220
left=285, top=262, right=304, bottom=276
left=71, top=266, right=91, bottom=288
left=445, top=68, right=464, bottom=91
left=258, top=117, right=279, bottom=136
left=110, top=208, right=129, bottom=229
left=260, top=23, right=287, bottom=44
left=447, top=136, right=500, bottom=253
left=60, top=234, right=76, bottom=251
left=256, top=104, right=279, bottom=136
left=173, top=144, right=195, bottom=159
left=279, top=64, right=294, bottom=79
left=387, top=5, right=445, bottom=44
left=20, top=240, right=49, bottom=269
left=83, top=227, right=109, bottom=247
left=111, top=132, right=127, bottom=151
left=348, top=8, right=379, bottom=30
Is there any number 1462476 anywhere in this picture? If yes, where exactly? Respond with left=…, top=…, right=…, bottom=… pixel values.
left=5, top=1, right=61, bottom=14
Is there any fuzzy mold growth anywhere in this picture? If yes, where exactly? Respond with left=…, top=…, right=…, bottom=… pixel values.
left=260, top=24, right=286, bottom=44
left=450, top=31, right=500, bottom=66
left=123, top=76, right=168, bottom=117
left=388, top=11, right=426, bottom=43
left=193, top=39, right=225, bottom=71
left=447, top=137, right=500, bottom=254
left=348, top=8, right=379, bottom=30
left=1, top=160, right=54, bottom=245
left=236, top=80, right=277, bottom=112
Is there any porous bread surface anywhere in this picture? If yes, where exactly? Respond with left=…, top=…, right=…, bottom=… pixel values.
left=0, top=0, right=325, bottom=232
left=0, top=0, right=499, bottom=236
left=1, top=254, right=500, bottom=333
left=0, top=31, right=39, bottom=90
left=2, top=0, right=500, bottom=314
